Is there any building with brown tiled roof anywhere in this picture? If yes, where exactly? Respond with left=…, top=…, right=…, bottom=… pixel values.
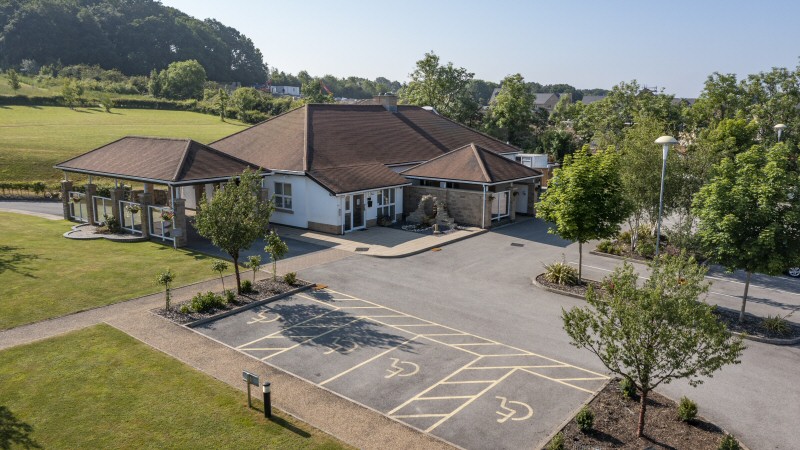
left=56, top=94, right=542, bottom=241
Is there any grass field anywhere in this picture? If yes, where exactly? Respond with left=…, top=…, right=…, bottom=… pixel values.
left=0, top=212, right=233, bottom=330
left=0, top=105, right=247, bottom=182
left=0, top=324, right=346, bottom=449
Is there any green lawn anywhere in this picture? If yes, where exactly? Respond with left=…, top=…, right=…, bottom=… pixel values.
left=0, top=212, right=232, bottom=330
left=0, top=105, right=247, bottom=182
left=0, top=324, right=346, bottom=449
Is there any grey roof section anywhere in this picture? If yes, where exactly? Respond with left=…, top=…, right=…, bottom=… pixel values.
left=580, top=95, right=606, bottom=104
left=533, top=93, right=559, bottom=105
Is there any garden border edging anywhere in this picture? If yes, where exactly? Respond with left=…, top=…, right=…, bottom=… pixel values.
left=531, top=274, right=593, bottom=301
left=730, top=330, right=800, bottom=346
left=185, top=283, right=314, bottom=328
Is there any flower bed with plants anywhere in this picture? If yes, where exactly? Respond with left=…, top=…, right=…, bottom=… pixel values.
left=545, top=379, right=742, bottom=450
left=156, top=273, right=309, bottom=325
left=712, top=308, right=800, bottom=341
left=534, top=258, right=601, bottom=298
left=594, top=226, right=697, bottom=263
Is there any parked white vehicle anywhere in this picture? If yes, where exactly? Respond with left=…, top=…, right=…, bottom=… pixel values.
left=789, top=267, right=800, bottom=278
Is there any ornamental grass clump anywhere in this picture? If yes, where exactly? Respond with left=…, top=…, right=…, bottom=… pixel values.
left=543, top=258, right=579, bottom=286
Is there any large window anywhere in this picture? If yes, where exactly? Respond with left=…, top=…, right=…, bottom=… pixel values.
left=377, top=188, right=396, bottom=221
left=274, top=182, right=292, bottom=210
left=491, top=191, right=510, bottom=220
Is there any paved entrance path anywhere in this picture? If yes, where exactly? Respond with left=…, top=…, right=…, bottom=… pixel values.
left=0, top=248, right=449, bottom=449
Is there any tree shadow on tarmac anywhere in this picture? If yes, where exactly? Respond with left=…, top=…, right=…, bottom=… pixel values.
left=268, top=302, right=420, bottom=354
left=490, top=218, right=572, bottom=248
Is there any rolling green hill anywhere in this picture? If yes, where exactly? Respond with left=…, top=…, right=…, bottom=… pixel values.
left=0, top=106, right=248, bottom=182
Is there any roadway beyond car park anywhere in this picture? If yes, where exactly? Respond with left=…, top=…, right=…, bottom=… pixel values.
left=197, top=287, right=608, bottom=449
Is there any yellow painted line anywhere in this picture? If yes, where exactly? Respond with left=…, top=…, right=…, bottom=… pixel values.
left=415, top=396, right=475, bottom=400
left=321, top=287, right=610, bottom=378
left=263, top=318, right=365, bottom=360
left=426, top=369, right=517, bottom=432
left=319, top=335, right=421, bottom=386
left=465, top=365, right=568, bottom=370
left=519, top=368, right=595, bottom=394
left=235, top=309, right=339, bottom=349
left=479, top=353, right=538, bottom=357
left=391, top=323, right=449, bottom=327
left=556, top=377, right=609, bottom=381
left=357, top=315, right=408, bottom=318
left=452, top=342, right=502, bottom=346
left=336, top=306, right=387, bottom=309
left=388, top=357, right=482, bottom=415
left=440, top=380, right=496, bottom=384
left=241, top=347, right=293, bottom=351
left=392, top=414, right=448, bottom=418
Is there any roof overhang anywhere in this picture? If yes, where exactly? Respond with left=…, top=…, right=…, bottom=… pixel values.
left=56, top=166, right=271, bottom=187
left=403, top=174, right=542, bottom=186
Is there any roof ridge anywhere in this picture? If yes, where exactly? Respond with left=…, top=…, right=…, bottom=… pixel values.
left=417, top=108, right=523, bottom=154
left=310, top=162, right=392, bottom=171
left=54, top=135, right=131, bottom=167
left=209, top=105, right=306, bottom=146
left=172, top=139, right=194, bottom=182
left=303, top=105, right=310, bottom=171
left=471, top=143, right=491, bottom=182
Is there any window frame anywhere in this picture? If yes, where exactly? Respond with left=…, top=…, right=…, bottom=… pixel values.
left=274, top=181, right=293, bottom=211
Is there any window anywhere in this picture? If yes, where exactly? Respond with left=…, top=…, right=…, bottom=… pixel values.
left=274, top=182, right=292, bottom=210
left=377, top=188, right=396, bottom=221
left=491, top=191, right=510, bottom=220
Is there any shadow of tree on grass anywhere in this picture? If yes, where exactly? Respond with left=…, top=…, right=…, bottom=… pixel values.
left=0, top=245, right=40, bottom=278
left=0, top=405, right=40, bottom=449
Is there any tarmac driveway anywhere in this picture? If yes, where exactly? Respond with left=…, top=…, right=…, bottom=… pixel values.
left=196, top=287, right=608, bottom=449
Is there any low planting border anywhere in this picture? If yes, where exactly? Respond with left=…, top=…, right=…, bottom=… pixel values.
left=185, top=283, right=314, bottom=328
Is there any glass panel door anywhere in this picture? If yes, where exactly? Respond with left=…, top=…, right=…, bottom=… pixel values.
left=344, top=195, right=352, bottom=232
left=352, top=194, right=365, bottom=229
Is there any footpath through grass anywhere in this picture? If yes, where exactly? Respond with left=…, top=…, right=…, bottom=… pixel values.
left=0, top=324, right=346, bottom=449
left=0, top=212, right=231, bottom=330
left=0, top=105, right=247, bottom=182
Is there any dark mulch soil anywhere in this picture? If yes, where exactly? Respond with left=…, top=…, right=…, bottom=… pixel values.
left=155, top=277, right=309, bottom=325
left=595, top=241, right=705, bottom=264
left=535, top=273, right=602, bottom=298
left=553, top=379, right=736, bottom=449
left=713, top=307, right=800, bottom=340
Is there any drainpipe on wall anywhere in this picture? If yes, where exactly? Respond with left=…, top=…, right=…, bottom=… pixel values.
left=482, top=185, right=487, bottom=229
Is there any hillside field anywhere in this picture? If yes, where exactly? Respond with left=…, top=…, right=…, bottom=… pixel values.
left=0, top=105, right=248, bottom=182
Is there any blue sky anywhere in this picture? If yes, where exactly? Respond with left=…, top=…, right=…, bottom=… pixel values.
left=161, top=0, right=799, bottom=97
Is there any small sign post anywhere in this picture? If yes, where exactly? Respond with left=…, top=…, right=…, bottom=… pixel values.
left=242, top=371, right=260, bottom=408
left=262, top=381, right=272, bottom=418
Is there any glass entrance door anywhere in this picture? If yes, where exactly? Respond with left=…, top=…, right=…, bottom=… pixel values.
left=352, top=194, right=365, bottom=229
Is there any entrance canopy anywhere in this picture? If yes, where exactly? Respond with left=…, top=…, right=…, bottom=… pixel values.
left=55, top=136, right=267, bottom=186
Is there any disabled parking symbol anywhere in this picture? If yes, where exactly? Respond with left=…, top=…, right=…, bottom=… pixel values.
left=495, top=396, right=533, bottom=423
left=247, top=311, right=281, bottom=324
left=385, top=358, right=420, bottom=378
left=323, top=337, right=359, bottom=355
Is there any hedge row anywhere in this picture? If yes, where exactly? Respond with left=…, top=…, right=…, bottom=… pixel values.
left=0, top=181, right=62, bottom=199
left=0, top=94, right=196, bottom=111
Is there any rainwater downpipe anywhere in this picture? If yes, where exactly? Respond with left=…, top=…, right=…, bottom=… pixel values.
left=482, top=185, right=487, bottom=229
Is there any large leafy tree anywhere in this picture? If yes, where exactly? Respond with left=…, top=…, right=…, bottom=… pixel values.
left=484, top=73, right=535, bottom=148
left=195, top=169, right=274, bottom=294
left=537, top=146, right=629, bottom=280
left=693, top=143, right=800, bottom=322
left=399, top=51, right=479, bottom=124
left=563, top=256, right=744, bottom=438
left=161, top=59, right=206, bottom=100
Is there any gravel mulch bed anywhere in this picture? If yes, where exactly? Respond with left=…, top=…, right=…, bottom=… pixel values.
left=552, top=379, right=737, bottom=449
left=535, top=273, right=602, bottom=298
left=713, top=307, right=800, bottom=340
left=155, top=277, right=310, bottom=325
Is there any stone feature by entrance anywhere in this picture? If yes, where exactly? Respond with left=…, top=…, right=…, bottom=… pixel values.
left=406, top=194, right=456, bottom=230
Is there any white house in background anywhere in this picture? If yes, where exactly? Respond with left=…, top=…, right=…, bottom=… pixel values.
left=270, top=85, right=301, bottom=97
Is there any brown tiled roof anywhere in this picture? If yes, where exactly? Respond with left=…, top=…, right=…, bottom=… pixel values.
left=55, top=137, right=262, bottom=184
left=210, top=104, right=522, bottom=193
left=308, top=163, right=410, bottom=195
left=402, top=143, right=541, bottom=184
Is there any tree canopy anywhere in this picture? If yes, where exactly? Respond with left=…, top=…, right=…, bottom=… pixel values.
left=537, top=146, right=629, bottom=279
left=0, top=0, right=267, bottom=84
left=484, top=73, right=536, bottom=148
left=399, top=51, right=479, bottom=124
left=562, top=256, right=744, bottom=437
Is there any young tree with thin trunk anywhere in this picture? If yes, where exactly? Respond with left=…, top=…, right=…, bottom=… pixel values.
left=195, top=169, right=274, bottom=294
left=156, top=268, right=175, bottom=310
left=7, top=69, right=20, bottom=92
left=211, top=260, right=229, bottom=291
left=264, top=230, right=288, bottom=281
left=537, top=146, right=629, bottom=280
left=562, top=255, right=744, bottom=438
left=693, top=143, right=800, bottom=322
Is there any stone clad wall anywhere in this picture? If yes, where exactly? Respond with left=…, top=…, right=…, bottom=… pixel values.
left=404, top=186, right=489, bottom=228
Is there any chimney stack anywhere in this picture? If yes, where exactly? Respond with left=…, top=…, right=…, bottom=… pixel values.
left=374, top=93, right=398, bottom=112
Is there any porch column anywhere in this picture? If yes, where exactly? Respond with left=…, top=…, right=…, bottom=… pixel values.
left=110, top=187, right=124, bottom=224
left=482, top=193, right=492, bottom=229
left=172, top=198, right=188, bottom=248
left=85, top=183, right=97, bottom=225
left=193, top=184, right=205, bottom=206
left=509, top=186, right=517, bottom=222
left=60, top=180, right=73, bottom=220
left=139, top=191, right=153, bottom=239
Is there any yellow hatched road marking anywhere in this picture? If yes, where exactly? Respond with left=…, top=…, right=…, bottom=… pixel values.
left=321, top=287, right=609, bottom=379
left=416, top=396, right=475, bottom=400
left=392, top=414, right=448, bottom=418
left=388, top=357, right=483, bottom=415
left=236, top=308, right=340, bottom=349
left=319, top=335, right=421, bottom=386
left=425, top=369, right=517, bottom=432
left=519, top=368, right=594, bottom=394
left=465, top=364, right=568, bottom=370
left=452, top=342, right=502, bottom=346
left=242, top=347, right=292, bottom=351
left=261, top=318, right=365, bottom=360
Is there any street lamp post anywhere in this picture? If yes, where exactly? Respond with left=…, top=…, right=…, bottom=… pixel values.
left=774, top=123, right=786, bottom=142
left=654, top=136, right=678, bottom=260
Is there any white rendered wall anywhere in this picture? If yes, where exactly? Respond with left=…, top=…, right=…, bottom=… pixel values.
left=306, top=179, right=341, bottom=228
left=265, top=173, right=308, bottom=228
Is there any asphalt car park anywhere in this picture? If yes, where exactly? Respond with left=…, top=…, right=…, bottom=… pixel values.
left=196, top=287, right=608, bottom=449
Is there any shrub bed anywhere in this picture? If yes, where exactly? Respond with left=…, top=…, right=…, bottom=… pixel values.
left=547, top=378, right=741, bottom=449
